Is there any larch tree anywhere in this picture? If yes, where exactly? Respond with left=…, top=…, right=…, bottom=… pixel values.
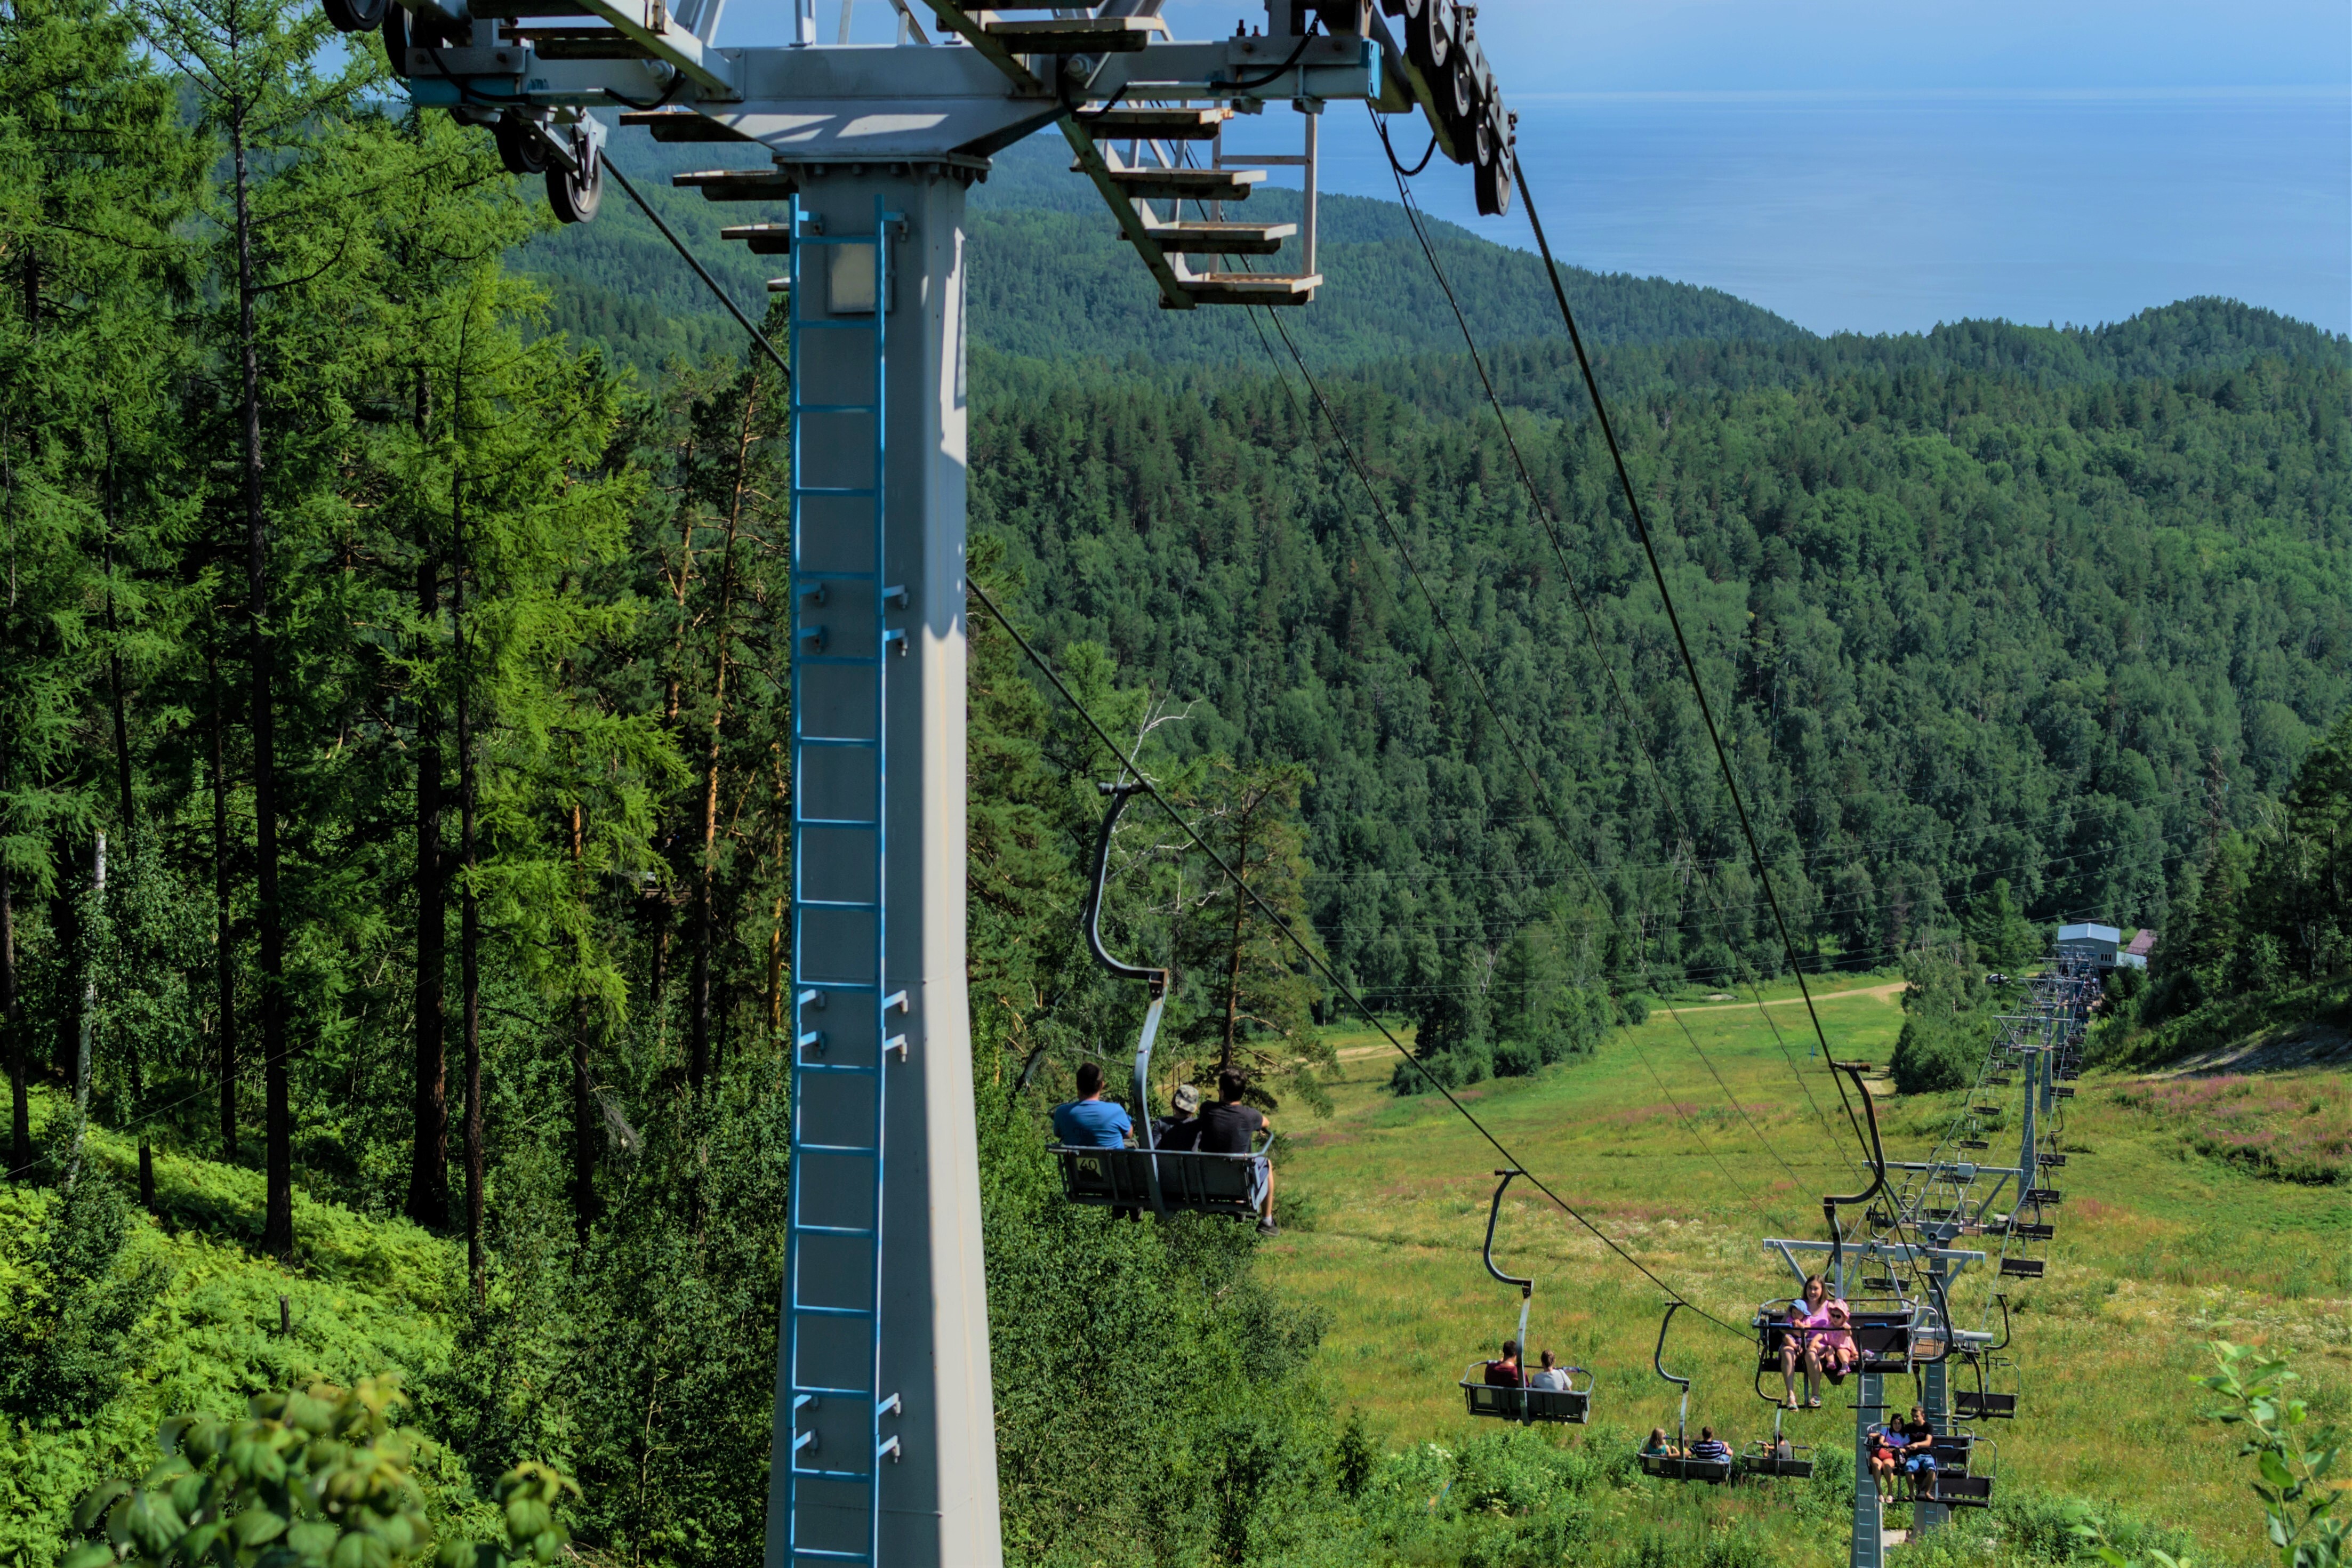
left=0, top=0, right=198, bottom=1177
left=140, top=0, right=380, bottom=1255
left=1170, top=757, right=1332, bottom=1113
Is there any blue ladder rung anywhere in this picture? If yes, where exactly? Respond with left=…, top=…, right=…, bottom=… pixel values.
left=784, top=195, right=890, bottom=1567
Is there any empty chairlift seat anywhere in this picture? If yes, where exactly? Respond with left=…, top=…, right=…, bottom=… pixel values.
left=1954, top=1387, right=2017, bottom=1419
left=1926, top=1435, right=1996, bottom=1507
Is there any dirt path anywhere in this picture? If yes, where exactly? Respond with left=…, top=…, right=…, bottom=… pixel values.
left=1663, top=979, right=1906, bottom=1014
left=1330, top=980, right=1906, bottom=1060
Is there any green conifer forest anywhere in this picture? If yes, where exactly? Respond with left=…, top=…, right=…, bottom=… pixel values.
left=1, top=12, right=2347, bottom=1568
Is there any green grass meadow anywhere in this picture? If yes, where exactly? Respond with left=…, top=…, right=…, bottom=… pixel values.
left=1264, top=976, right=2352, bottom=1563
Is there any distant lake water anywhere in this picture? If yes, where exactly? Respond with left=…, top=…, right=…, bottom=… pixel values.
left=1296, top=90, right=2350, bottom=336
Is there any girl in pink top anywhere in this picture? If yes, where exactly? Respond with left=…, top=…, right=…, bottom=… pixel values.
left=1814, top=1300, right=1859, bottom=1379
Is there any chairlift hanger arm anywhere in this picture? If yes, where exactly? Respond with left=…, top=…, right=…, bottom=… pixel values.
left=1821, top=1060, right=1888, bottom=1210
left=1082, top=782, right=1169, bottom=993
left=1651, top=1301, right=1692, bottom=1395
left=1482, top=1168, right=1531, bottom=1296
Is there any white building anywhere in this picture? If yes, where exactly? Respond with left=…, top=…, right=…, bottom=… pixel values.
left=2056, top=922, right=2122, bottom=968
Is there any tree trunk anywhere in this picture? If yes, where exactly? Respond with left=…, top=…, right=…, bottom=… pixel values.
left=687, top=384, right=758, bottom=1096
left=208, top=656, right=237, bottom=1162
left=100, top=407, right=148, bottom=1197
left=406, top=447, right=450, bottom=1228
left=2, top=419, right=23, bottom=1172
left=1221, top=821, right=1250, bottom=1073
left=236, top=110, right=294, bottom=1260
left=67, top=835, right=102, bottom=1186
left=454, top=492, right=483, bottom=1300
left=3, top=856, right=24, bottom=1174
left=766, top=744, right=785, bottom=1049
left=569, top=804, right=600, bottom=1242
left=49, top=838, right=78, bottom=1085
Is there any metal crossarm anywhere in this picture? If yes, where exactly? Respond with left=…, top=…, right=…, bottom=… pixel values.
left=782, top=195, right=899, bottom=1568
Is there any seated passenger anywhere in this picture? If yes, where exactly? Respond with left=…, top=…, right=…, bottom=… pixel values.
left=1641, top=1427, right=1676, bottom=1457
left=1193, top=1070, right=1277, bottom=1234
left=1772, top=1301, right=1816, bottom=1410
left=1899, top=1406, right=1939, bottom=1496
left=1867, top=1425, right=1905, bottom=1490
left=1816, top=1302, right=1859, bottom=1380
left=1153, top=1082, right=1202, bottom=1149
left=1528, top=1350, right=1570, bottom=1392
left=1688, top=1427, right=1732, bottom=1464
left=1483, top=1339, right=1523, bottom=1387
left=1050, top=1063, right=1133, bottom=1149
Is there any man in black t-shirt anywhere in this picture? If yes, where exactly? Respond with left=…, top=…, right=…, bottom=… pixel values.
left=1898, top=1405, right=1939, bottom=1499
left=1192, top=1070, right=1275, bottom=1233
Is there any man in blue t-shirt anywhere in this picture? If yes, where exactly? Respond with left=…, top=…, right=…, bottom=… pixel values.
left=1688, top=1427, right=1732, bottom=1465
left=1050, top=1062, right=1133, bottom=1148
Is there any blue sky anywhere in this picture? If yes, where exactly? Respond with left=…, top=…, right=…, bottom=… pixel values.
left=774, top=3, right=2350, bottom=93
left=1158, top=1, right=2352, bottom=93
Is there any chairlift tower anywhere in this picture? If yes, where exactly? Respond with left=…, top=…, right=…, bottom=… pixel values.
left=334, top=1, right=1518, bottom=1564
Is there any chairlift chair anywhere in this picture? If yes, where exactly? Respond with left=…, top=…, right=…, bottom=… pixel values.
left=1928, top=1435, right=1997, bottom=1508
left=1739, top=1407, right=1814, bottom=1481
left=1998, top=1207, right=2051, bottom=1279
left=1953, top=1298, right=2018, bottom=1420
left=1640, top=1302, right=1734, bottom=1484
left=1456, top=1170, right=1592, bottom=1425
left=1053, top=783, right=1275, bottom=1219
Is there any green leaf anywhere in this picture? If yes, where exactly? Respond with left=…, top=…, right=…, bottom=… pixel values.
left=286, top=1522, right=339, bottom=1560
left=62, top=1547, right=118, bottom=1568
left=231, top=1508, right=289, bottom=1547
left=2262, top=1452, right=2297, bottom=1490
left=502, top=1500, right=549, bottom=1544
left=76, top=1482, right=133, bottom=1532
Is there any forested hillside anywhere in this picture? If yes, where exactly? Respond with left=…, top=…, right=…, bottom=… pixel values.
left=525, top=128, right=1807, bottom=375
left=971, top=327, right=2350, bottom=1071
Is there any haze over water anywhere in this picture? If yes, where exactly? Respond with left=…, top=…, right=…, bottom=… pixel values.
left=1300, top=89, right=2351, bottom=337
